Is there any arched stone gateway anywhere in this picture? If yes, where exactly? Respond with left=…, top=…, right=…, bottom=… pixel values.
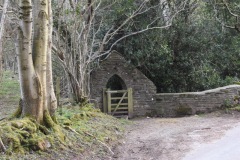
left=106, top=74, right=127, bottom=91
left=90, top=51, right=156, bottom=117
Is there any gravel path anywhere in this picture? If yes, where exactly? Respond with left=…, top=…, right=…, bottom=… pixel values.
left=112, top=112, right=240, bottom=160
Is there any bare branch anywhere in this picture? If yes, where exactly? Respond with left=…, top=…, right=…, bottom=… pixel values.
left=212, top=0, right=239, bottom=31
left=222, top=0, right=238, bottom=17
left=97, top=0, right=187, bottom=60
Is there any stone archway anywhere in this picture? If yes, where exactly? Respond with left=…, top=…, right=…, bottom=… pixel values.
left=106, top=74, right=127, bottom=90
left=90, top=51, right=156, bottom=117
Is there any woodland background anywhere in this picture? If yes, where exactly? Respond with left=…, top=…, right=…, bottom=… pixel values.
left=0, top=0, right=240, bottom=98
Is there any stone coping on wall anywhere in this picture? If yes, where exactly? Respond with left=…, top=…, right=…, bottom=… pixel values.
left=154, top=85, right=240, bottom=117
left=156, top=85, right=240, bottom=96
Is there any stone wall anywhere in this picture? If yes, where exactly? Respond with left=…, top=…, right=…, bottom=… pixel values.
left=90, top=51, right=240, bottom=118
left=90, top=51, right=156, bottom=116
left=154, top=85, right=240, bottom=117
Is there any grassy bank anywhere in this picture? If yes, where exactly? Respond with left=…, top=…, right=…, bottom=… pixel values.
left=0, top=71, right=128, bottom=159
left=0, top=105, right=128, bottom=160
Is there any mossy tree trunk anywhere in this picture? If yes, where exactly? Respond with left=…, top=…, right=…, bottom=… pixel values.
left=16, top=0, right=57, bottom=124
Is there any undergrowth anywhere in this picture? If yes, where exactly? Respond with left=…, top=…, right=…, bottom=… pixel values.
left=0, top=105, right=129, bottom=160
left=229, top=106, right=240, bottom=112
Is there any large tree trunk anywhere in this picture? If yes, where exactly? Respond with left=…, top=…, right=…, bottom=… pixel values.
left=16, top=0, right=56, bottom=124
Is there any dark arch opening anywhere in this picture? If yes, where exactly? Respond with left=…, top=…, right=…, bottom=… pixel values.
left=106, top=74, right=127, bottom=90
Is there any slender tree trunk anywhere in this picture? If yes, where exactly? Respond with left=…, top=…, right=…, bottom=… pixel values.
left=32, top=0, right=49, bottom=122
left=0, top=0, right=9, bottom=77
left=46, top=0, right=57, bottom=115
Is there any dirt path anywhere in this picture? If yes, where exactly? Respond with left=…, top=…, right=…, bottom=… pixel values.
left=112, top=112, right=240, bottom=160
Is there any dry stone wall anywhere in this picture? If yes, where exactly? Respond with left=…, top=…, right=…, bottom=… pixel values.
left=154, top=85, right=240, bottom=117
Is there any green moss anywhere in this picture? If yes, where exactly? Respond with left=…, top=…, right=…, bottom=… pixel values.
left=229, top=106, right=240, bottom=112
left=43, top=110, right=65, bottom=142
left=10, top=105, right=22, bottom=119
left=175, top=105, right=192, bottom=116
left=43, top=110, right=56, bottom=128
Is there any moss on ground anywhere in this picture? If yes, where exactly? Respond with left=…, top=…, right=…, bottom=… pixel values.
left=0, top=105, right=128, bottom=159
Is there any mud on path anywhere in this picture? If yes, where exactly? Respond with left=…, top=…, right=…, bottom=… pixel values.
left=112, top=112, right=240, bottom=160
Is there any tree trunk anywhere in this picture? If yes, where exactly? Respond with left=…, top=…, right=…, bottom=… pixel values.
left=46, top=0, right=57, bottom=115
left=0, top=0, right=9, bottom=77
left=16, top=0, right=57, bottom=124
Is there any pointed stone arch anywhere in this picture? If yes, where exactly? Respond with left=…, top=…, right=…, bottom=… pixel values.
left=90, top=51, right=156, bottom=117
left=106, top=74, right=127, bottom=90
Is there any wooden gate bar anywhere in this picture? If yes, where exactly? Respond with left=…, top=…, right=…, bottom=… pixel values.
left=106, top=90, right=127, bottom=93
left=112, top=92, right=127, bottom=115
left=111, top=97, right=128, bottom=100
left=111, top=107, right=128, bottom=110
left=111, top=103, right=128, bottom=106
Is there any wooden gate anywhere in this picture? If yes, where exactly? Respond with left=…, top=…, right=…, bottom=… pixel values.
left=103, top=88, right=133, bottom=118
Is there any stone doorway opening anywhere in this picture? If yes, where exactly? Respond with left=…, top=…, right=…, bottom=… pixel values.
left=106, top=74, right=127, bottom=91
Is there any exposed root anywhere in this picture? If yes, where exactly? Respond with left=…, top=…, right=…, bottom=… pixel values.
left=64, top=125, right=114, bottom=155
left=0, top=116, right=65, bottom=155
left=43, top=110, right=56, bottom=128
left=0, top=137, right=6, bottom=152
left=79, top=97, right=88, bottom=107
left=84, top=131, right=114, bottom=155
left=10, top=105, right=22, bottom=119
left=43, top=110, right=65, bottom=142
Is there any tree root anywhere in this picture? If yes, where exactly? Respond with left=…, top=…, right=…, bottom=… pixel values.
left=84, top=131, right=114, bottom=155
left=0, top=115, right=66, bottom=154
left=10, top=105, right=22, bottom=119
left=64, top=126, right=114, bottom=155
left=0, top=137, right=6, bottom=152
left=43, top=110, right=65, bottom=142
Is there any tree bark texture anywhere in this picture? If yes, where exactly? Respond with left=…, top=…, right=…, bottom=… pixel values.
left=0, top=0, right=9, bottom=76
left=16, top=0, right=56, bottom=123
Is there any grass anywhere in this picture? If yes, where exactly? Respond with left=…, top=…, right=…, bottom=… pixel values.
left=0, top=71, right=20, bottom=119
left=0, top=71, right=20, bottom=101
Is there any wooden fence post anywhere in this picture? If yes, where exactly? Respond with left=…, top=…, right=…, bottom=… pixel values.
left=128, top=88, right=133, bottom=118
left=107, top=89, right=111, bottom=114
left=103, top=88, right=107, bottom=113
